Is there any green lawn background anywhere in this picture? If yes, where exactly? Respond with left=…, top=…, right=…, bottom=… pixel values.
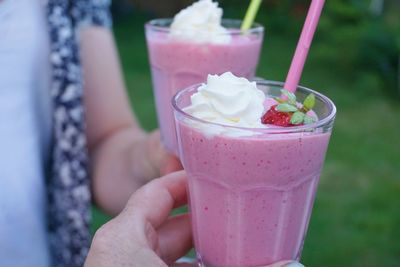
left=92, top=12, right=400, bottom=267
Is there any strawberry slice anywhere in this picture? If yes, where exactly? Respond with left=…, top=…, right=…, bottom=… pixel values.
left=261, top=89, right=317, bottom=127
left=261, top=105, right=293, bottom=127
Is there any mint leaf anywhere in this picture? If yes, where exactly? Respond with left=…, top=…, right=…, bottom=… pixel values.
left=281, top=89, right=296, bottom=105
left=290, top=111, right=305, bottom=125
left=304, top=115, right=316, bottom=125
left=273, top=97, right=285, bottom=104
left=276, top=103, right=298, bottom=112
left=303, top=93, right=316, bottom=111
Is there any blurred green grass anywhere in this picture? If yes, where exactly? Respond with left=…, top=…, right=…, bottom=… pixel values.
left=92, top=13, right=400, bottom=267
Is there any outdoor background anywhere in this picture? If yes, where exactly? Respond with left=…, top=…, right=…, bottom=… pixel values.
left=92, top=1, right=400, bottom=266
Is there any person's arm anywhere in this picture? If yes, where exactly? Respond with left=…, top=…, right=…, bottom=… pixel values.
left=80, top=27, right=181, bottom=215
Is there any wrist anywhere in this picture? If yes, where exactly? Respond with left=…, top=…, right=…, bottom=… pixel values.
left=128, top=130, right=163, bottom=184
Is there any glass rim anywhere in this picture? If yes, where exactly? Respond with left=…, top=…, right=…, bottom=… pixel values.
left=172, top=80, right=337, bottom=134
left=145, top=18, right=264, bottom=36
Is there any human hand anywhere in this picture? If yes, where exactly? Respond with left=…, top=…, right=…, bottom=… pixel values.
left=85, top=171, right=191, bottom=267
left=147, top=130, right=183, bottom=176
left=132, top=130, right=182, bottom=184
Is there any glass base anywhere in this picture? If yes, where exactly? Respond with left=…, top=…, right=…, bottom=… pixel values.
left=197, top=252, right=205, bottom=267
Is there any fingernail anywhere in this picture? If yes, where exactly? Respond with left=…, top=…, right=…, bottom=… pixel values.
left=285, top=263, right=305, bottom=267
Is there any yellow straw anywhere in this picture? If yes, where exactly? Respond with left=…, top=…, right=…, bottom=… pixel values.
left=241, top=0, right=262, bottom=31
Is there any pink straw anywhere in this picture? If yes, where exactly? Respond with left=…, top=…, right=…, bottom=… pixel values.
left=284, top=0, right=325, bottom=92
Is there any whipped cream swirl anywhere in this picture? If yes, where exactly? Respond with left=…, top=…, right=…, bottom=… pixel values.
left=170, top=0, right=231, bottom=44
left=184, top=72, right=266, bottom=130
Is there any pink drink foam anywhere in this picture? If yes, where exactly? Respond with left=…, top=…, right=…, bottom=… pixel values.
left=146, top=32, right=262, bottom=154
left=177, top=123, right=330, bottom=267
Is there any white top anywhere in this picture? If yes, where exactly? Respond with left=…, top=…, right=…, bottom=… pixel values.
left=0, top=0, right=52, bottom=266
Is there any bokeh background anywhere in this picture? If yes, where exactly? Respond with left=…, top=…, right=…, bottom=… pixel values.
left=93, top=1, right=400, bottom=266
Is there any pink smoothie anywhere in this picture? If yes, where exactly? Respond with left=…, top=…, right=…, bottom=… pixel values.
left=146, top=25, right=263, bottom=154
left=177, top=124, right=331, bottom=267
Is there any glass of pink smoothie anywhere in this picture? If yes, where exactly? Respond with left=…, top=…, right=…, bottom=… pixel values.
left=173, top=80, right=336, bottom=267
left=145, top=19, right=264, bottom=155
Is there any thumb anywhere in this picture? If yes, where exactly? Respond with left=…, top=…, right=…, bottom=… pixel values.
left=161, top=154, right=183, bottom=176
left=146, top=130, right=183, bottom=177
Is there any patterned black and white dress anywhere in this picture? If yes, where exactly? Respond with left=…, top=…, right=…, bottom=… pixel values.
left=46, top=1, right=111, bottom=266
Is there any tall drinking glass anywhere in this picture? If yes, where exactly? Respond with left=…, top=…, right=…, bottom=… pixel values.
left=173, top=80, right=336, bottom=267
left=145, top=19, right=264, bottom=155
